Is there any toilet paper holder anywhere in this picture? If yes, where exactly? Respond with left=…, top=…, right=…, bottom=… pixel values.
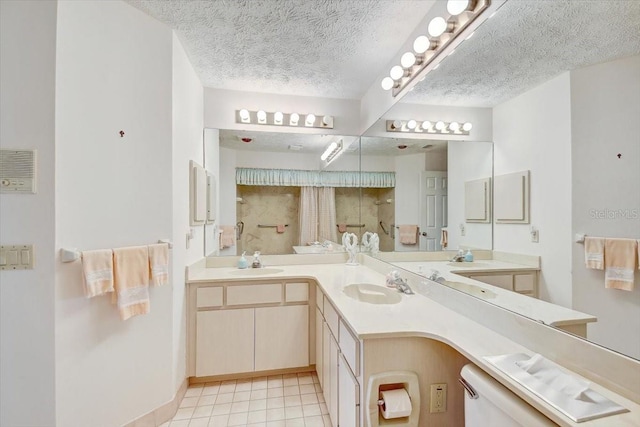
left=367, top=371, right=420, bottom=427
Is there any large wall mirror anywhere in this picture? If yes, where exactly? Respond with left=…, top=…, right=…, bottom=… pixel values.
left=361, top=0, right=640, bottom=363
left=201, top=1, right=639, bottom=363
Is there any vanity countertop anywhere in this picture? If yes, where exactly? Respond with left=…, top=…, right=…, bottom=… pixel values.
left=187, top=259, right=639, bottom=427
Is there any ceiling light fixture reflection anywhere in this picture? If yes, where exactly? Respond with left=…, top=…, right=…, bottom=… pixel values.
left=380, top=0, right=496, bottom=97
left=320, top=139, right=344, bottom=165
left=290, top=113, right=300, bottom=126
left=274, top=111, right=283, bottom=125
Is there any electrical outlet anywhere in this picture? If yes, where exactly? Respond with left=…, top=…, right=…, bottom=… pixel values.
left=459, top=224, right=466, bottom=236
left=430, top=383, right=447, bottom=413
left=530, top=227, right=539, bottom=243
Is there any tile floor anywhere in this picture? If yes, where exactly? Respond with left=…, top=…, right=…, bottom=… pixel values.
left=161, top=372, right=332, bottom=427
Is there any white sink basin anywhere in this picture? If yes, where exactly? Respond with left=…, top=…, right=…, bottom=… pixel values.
left=229, top=268, right=285, bottom=275
left=343, top=284, right=402, bottom=305
left=446, top=261, right=486, bottom=268
left=443, top=281, right=496, bottom=299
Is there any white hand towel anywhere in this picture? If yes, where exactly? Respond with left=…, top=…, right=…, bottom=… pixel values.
left=604, top=238, right=637, bottom=291
left=81, top=249, right=114, bottom=298
left=113, top=246, right=150, bottom=320
left=148, top=243, right=169, bottom=286
left=584, top=236, right=604, bottom=270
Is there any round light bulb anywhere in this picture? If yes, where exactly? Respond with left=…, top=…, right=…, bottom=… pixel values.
left=449, top=121, right=460, bottom=131
left=322, top=115, right=333, bottom=126
left=239, top=109, right=250, bottom=120
left=407, top=120, right=417, bottom=130
left=305, top=113, right=316, bottom=126
left=422, top=121, right=432, bottom=130
left=428, top=17, right=447, bottom=37
left=401, top=52, right=417, bottom=68
left=257, top=110, right=267, bottom=121
left=381, top=77, right=395, bottom=91
left=391, top=120, right=402, bottom=130
left=435, top=121, right=446, bottom=130
left=447, top=0, right=470, bottom=16
left=390, top=65, right=405, bottom=81
left=274, top=111, right=283, bottom=123
left=290, top=113, right=300, bottom=124
left=413, top=35, right=431, bottom=54
left=462, top=122, right=473, bottom=131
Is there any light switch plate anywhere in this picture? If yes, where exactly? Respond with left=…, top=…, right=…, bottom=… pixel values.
left=0, top=244, right=34, bottom=270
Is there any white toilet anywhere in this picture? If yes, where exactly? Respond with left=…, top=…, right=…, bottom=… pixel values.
left=366, top=371, right=420, bottom=427
left=460, top=364, right=556, bottom=426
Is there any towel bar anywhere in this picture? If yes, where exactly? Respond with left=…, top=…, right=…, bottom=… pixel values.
left=60, top=239, right=173, bottom=263
left=257, top=224, right=289, bottom=228
left=337, top=224, right=365, bottom=228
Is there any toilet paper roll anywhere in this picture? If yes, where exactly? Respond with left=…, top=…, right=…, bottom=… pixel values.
left=380, top=388, right=412, bottom=419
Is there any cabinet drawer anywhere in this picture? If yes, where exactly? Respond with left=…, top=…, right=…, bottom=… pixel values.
left=323, top=296, right=340, bottom=338
left=339, top=319, right=360, bottom=376
left=470, top=274, right=513, bottom=290
left=227, top=283, right=282, bottom=305
left=286, top=282, right=309, bottom=302
left=514, top=274, right=535, bottom=292
left=196, top=287, right=223, bottom=308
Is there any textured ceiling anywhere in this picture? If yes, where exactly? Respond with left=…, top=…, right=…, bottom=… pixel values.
left=401, top=0, right=640, bottom=107
left=127, top=0, right=434, bottom=99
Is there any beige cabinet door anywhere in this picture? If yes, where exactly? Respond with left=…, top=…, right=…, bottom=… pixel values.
left=328, top=333, right=339, bottom=427
left=255, top=305, right=309, bottom=371
left=315, top=307, right=324, bottom=389
left=322, top=322, right=332, bottom=404
left=338, top=353, right=360, bottom=427
left=196, top=309, right=254, bottom=377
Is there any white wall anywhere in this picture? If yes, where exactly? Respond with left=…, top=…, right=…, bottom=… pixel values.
left=0, top=1, right=57, bottom=425
left=204, top=128, right=220, bottom=256
left=171, top=33, right=204, bottom=391
left=219, top=147, right=238, bottom=256
left=447, top=141, right=493, bottom=251
left=493, top=73, right=573, bottom=307
left=55, top=2, right=174, bottom=426
left=570, top=55, right=640, bottom=359
left=394, top=153, right=426, bottom=251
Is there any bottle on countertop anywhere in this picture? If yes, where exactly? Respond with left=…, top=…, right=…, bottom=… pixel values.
left=464, top=249, right=474, bottom=262
left=237, top=251, right=249, bottom=269
left=252, top=251, right=262, bottom=268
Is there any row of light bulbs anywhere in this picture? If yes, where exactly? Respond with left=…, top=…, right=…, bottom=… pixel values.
left=381, top=0, right=490, bottom=94
left=237, top=109, right=334, bottom=129
left=387, top=119, right=473, bottom=134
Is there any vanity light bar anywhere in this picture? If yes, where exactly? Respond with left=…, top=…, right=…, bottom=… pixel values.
left=386, top=119, right=472, bottom=135
left=381, top=0, right=500, bottom=98
left=236, top=109, right=334, bottom=129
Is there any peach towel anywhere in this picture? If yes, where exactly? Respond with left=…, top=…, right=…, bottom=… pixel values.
left=604, top=238, right=637, bottom=291
left=276, top=224, right=286, bottom=234
left=81, top=249, right=114, bottom=298
left=440, top=229, right=448, bottom=249
left=113, top=246, right=150, bottom=320
left=219, top=225, right=235, bottom=249
left=584, top=236, right=605, bottom=270
left=399, top=225, right=418, bottom=245
left=148, top=243, right=169, bottom=286
left=338, top=224, right=347, bottom=233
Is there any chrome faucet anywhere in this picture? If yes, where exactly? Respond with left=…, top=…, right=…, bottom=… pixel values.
left=395, top=278, right=414, bottom=294
left=451, top=250, right=465, bottom=262
left=428, top=269, right=446, bottom=283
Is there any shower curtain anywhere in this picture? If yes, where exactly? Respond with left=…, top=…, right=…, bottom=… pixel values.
left=318, top=187, right=338, bottom=243
left=298, top=186, right=337, bottom=245
left=299, top=187, right=318, bottom=245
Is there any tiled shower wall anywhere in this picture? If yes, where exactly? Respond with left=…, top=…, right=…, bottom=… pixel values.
left=238, top=186, right=395, bottom=254
left=237, top=186, right=300, bottom=255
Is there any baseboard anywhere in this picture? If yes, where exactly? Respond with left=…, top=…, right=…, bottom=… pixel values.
left=122, top=378, right=188, bottom=427
left=189, top=365, right=316, bottom=384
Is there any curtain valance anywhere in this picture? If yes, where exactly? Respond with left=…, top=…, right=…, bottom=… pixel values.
left=236, top=168, right=395, bottom=188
